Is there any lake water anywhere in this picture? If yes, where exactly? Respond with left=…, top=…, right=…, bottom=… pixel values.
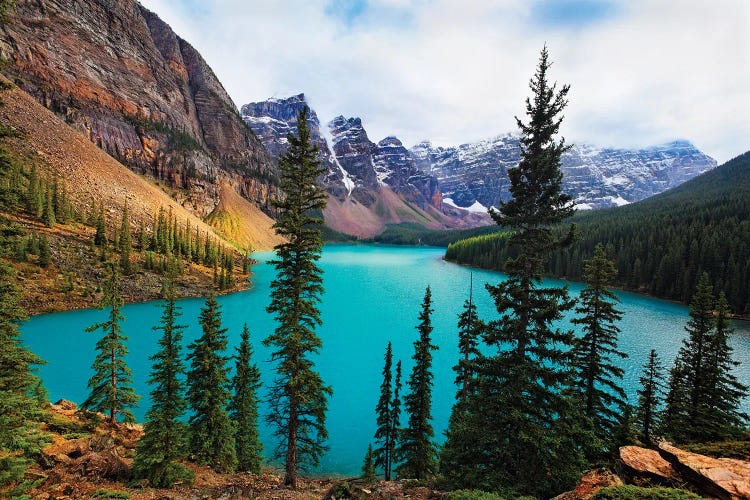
left=21, top=244, right=750, bottom=476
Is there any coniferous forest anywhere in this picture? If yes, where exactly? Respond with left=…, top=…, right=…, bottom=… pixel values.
left=446, top=151, right=750, bottom=315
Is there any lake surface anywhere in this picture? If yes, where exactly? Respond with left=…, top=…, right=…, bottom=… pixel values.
left=21, top=244, right=750, bottom=476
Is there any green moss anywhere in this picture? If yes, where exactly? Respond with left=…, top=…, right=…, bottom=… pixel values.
left=443, top=490, right=507, bottom=500
left=592, top=485, right=701, bottom=500
left=682, top=440, right=750, bottom=460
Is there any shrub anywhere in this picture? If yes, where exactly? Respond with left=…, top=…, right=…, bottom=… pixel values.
left=592, top=485, right=701, bottom=500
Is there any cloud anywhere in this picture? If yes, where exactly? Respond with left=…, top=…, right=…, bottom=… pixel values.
left=139, top=0, right=749, bottom=162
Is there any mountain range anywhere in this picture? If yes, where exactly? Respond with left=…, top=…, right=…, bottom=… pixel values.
left=0, top=0, right=718, bottom=242
left=243, top=94, right=717, bottom=224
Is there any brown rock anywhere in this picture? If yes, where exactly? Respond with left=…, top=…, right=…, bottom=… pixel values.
left=0, top=0, right=279, bottom=216
left=659, top=442, right=750, bottom=500
left=553, top=468, right=624, bottom=499
left=619, top=445, right=682, bottom=483
left=53, top=399, right=77, bottom=411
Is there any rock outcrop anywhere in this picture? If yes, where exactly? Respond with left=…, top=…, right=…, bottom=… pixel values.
left=0, top=0, right=278, bottom=216
left=659, top=442, right=750, bottom=500
left=619, top=445, right=682, bottom=484
left=411, top=136, right=717, bottom=210
left=552, top=469, right=624, bottom=500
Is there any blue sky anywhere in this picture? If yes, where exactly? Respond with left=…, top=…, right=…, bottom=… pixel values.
left=138, top=0, right=749, bottom=162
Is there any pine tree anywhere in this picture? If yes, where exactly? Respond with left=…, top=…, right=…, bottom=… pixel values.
left=702, top=292, right=748, bottom=440
left=374, top=342, right=395, bottom=480
left=396, top=286, right=438, bottom=480
left=82, top=262, right=139, bottom=424
left=119, top=202, right=132, bottom=274
left=229, top=324, right=263, bottom=474
left=571, top=243, right=627, bottom=452
left=665, top=273, right=718, bottom=442
left=43, top=184, right=55, bottom=228
left=264, top=107, right=330, bottom=488
left=186, top=295, right=236, bottom=472
left=38, top=234, right=51, bottom=268
left=361, top=444, right=377, bottom=484
left=391, top=360, right=403, bottom=467
left=442, top=47, right=585, bottom=497
left=94, top=204, right=106, bottom=246
left=0, top=263, right=50, bottom=485
left=636, top=349, right=666, bottom=445
left=138, top=219, right=148, bottom=252
left=132, top=282, right=193, bottom=487
left=454, top=274, right=483, bottom=404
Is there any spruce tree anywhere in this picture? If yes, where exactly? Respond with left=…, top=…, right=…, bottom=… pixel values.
left=119, top=202, right=132, bottom=274
left=571, top=243, right=627, bottom=452
left=229, top=324, right=263, bottom=474
left=396, top=286, right=438, bottom=480
left=186, top=295, right=236, bottom=472
left=636, top=349, right=666, bottom=445
left=94, top=203, right=106, bottom=246
left=132, top=282, right=192, bottom=487
left=82, top=262, right=139, bottom=424
left=454, top=274, right=483, bottom=404
left=702, top=292, right=748, bottom=440
left=0, top=263, right=50, bottom=485
left=374, top=342, right=396, bottom=480
left=665, top=273, right=719, bottom=442
left=391, top=360, right=402, bottom=467
left=442, top=47, right=584, bottom=496
left=38, top=234, right=51, bottom=268
left=361, top=444, right=377, bottom=484
left=264, top=107, right=330, bottom=488
left=43, top=184, right=55, bottom=228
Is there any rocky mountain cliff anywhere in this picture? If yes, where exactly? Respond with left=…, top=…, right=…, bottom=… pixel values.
left=242, top=95, right=474, bottom=237
left=0, top=0, right=278, bottom=217
left=412, top=136, right=717, bottom=210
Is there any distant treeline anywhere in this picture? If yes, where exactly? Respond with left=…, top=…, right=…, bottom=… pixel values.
left=446, top=151, right=750, bottom=314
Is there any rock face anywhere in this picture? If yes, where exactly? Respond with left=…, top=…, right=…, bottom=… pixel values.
left=0, top=0, right=278, bottom=216
left=240, top=94, right=347, bottom=199
left=242, top=95, right=461, bottom=237
left=619, top=445, right=682, bottom=484
left=552, top=468, right=624, bottom=500
left=411, top=136, right=717, bottom=210
left=659, top=442, right=750, bottom=500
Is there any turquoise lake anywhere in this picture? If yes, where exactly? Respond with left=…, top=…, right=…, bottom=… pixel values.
left=20, top=244, right=750, bottom=476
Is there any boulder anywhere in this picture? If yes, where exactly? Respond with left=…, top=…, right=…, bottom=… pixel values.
left=659, top=442, right=750, bottom=500
left=552, top=468, right=624, bottom=499
left=52, top=399, right=78, bottom=411
left=619, top=445, right=683, bottom=484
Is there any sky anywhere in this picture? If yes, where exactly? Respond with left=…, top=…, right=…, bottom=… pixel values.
left=138, top=0, right=749, bottom=163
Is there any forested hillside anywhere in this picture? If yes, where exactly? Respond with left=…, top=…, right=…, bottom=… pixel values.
left=446, top=151, right=750, bottom=314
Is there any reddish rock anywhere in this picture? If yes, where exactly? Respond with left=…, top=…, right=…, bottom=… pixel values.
left=619, top=445, right=682, bottom=483
left=0, top=0, right=278, bottom=216
left=553, top=468, right=624, bottom=499
left=659, top=442, right=750, bottom=500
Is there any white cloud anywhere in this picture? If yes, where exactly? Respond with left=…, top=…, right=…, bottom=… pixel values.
left=139, top=0, right=749, bottom=162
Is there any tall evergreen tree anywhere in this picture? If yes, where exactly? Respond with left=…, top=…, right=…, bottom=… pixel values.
left=119, top=202, right=132, bottom=274
left=264, top=107, right=330, bottom=488
left=361, top=444, right=377, bottom=484
left=665, top=273, right=718, bottom=442
left=702, top=292, right=748, bottom=440
left=391, top=360, right=403, bottom=467
left=94, top=203, right=106, bottom=247
left=636, top=349, right=666, bottom=445
left=43, top=184, right=55, bottom=228
left=186, top=295, right=236, bottom=472
left=374, top=342, right=396, bottom=480
left=229, top=324, right=264, bottom=474
left=571, top=243, right=627, bottom=452
left=82, top=262, right=139, bottom=424
left=0, top=263, right=50, bottom=485
left=396, top=286, right=438, bottom=480
left=454, top=274, right=483, bottom=404
left=132, top=282, right=192, bottom=487
left=441, top=47, right=585, bottom=496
